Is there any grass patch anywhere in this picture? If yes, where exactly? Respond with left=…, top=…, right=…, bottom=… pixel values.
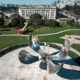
left=0, top=36, right=26, bottom=50
left=39, top=30, right=80, bottom=44
left=0, top=30, right=80, bottom=50
left=72, top=44, right=80, bottom=52
left=0, top=27, right=18, bottom=34
left=31, top=26, right=78, bottom=34
left=0, top=25, right=79, bottom=35
left=59, top=18, right=73, bottom=21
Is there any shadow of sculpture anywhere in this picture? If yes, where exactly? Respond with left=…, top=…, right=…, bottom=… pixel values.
left=19, top=55, right=39, bottom=64
left=50, top=51, right=60, bottom=56
left=18, top=51, right=39, bottom=64
left=50, top=51, right=79, bottom=66
left=0, top=29, right=11, bottom=31
left=63, top=59, right=79, bottom=66
left=57, top=67, right=80, bottom=79
left=51, top=59, right=79, bottom=67
left=39, top=61, right=47, bottom=70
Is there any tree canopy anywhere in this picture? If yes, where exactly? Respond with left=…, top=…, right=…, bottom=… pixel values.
left=29, top=13, right=42, bottom=26
left=10, top=14, right=25, bottom=27
left=63, top=5, right=80, bottom=15
left=0, top=18, right=4, bottom=26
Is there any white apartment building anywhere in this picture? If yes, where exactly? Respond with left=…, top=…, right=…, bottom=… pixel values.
left=57, top=2, right=67, bottom=9
left=18, top=5, right=56, bottom=19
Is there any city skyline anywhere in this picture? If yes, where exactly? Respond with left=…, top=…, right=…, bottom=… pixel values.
left=0, top=0, right=74, bottom=5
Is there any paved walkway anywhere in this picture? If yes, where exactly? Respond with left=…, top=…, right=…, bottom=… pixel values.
left=52, top=43, right=80, bottom=56
left=0, top=46, right=80, bottom=80
left=0, top=29, right=80, bottom=36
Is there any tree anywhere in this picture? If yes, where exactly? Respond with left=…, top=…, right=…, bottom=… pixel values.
left=63, top=5, right=80, bottom=15
left=48, top=19, right=60, bottom=27
left=67, top=19, right=75, bottom=26
left=29, top=13, right=42, bottom=26
left=0, top=12, right=4, bottom=18
left=10, top=14, right=25, bottom=27
left=0, top=18, right=4, bottom=26
left=0, top=12, right=4, bottom=26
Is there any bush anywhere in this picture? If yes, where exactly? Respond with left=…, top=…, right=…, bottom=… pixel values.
left=41, top=17, right=49, bottom=26
left=0, top=18, right=5, bottom=26
left=10, top=14, right=25, bottom=27
left=0, top=12, right=4, bottom=18
left=29, top=13, right=42, bottom=26
left=66, top=19, right=75, bottom=26
left=48, top=19, right=60, bottom=27
left=26, top=26, right=36, bottom=32
left=74, top=23, right=80, bottom=28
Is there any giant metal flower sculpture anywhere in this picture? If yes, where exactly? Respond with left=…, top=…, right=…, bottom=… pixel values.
left=18, top=34, right=70, bottom=74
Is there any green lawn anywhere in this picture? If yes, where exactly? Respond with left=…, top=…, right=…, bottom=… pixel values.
left=0, top=25, right=79, bottom=35
left=0, top=27, right=18, bottom=34
left=31, top=26, right=78, bottom=34
left=0, top=36, right=26, bottom=50
left=39, top=30, right=80, bottom=44
left=72, top=44, right=80, bottom=52
left=59, top=18, right=73, bottom=21
left=0, top=30, right=80, bottom=50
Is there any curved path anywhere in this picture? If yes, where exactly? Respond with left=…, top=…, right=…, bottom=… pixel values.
left=0, top=29, right=80, bottom=36
left=0, top=46, right=80, bottom=80
left=52, top=43, right=80, bottom=56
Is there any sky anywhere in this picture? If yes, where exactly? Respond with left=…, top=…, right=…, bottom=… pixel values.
left=0, top=0, right=74, bottom=5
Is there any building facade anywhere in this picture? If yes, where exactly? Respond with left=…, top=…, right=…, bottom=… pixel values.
left=57, top=2, right=67, bottom=9
left=18, top=5, right=56, bottom=19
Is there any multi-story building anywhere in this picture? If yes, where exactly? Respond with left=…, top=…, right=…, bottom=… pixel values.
left=18, top=5, right=56, bottom=19
left=75, top=0, right=80, bottom=6
left=57, top=2, right=67, bottom=9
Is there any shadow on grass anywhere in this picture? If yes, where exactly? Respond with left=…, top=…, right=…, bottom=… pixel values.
left=0, top=29, right=11, bottom=31
left=74, top=57, right=80, bottom=66
left=22, top=30, right=33, bottom=35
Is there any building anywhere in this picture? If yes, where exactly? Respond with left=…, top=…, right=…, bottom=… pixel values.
left=57, top=0, right=75, bottom=9
left=18, top=5, right=56, bottom=19
left=56, top=0, right=67, bottom=9
left=67, top=0, right=75, bottom=6
left=57, top=2, right=67, bottom=9
left=75, top=0, right=80, bottom=6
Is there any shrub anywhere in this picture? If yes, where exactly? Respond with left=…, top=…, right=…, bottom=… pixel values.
left=66, top=19, right=75, bottom=26
left=10, top=15, right=25, bottom=27
left=48, top=19, right=60, bottom=27
left=0, top=18, right=5, bottom=26
left=74, top=23, right=80, bottom=28
left=29, top=13, right=42, bottom=26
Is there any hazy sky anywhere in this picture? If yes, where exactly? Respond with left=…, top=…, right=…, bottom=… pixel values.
left=0, top=0, right=74, bottom=5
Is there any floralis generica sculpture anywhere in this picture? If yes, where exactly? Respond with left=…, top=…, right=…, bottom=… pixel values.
left=18, top=34, right=70, bottom=74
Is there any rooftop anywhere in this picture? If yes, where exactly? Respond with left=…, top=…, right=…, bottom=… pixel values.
left=19, top=5, right=56, bottom=9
